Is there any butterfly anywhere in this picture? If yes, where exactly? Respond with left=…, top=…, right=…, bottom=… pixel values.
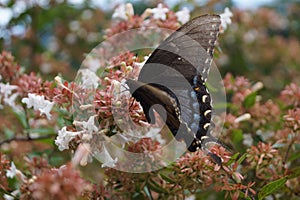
left=126, top=14, right=222, bottom=162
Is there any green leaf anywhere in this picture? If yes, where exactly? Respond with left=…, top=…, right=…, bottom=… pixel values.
left=288, top=150, right=300, bottom=163
left=49, top=155, right=67, bottom=166
left=258, top=177, right=287, bottom=200
left=147, top=179, right=167, bottom=194
left=132, top=192, right=146, bottom=200
left=243, top=92, right=257, bottom=108
left=236, top=153, right=247, bottom=165
left=143, top=186, right=152, bottom=199
left=159, top=173, right=176, bottom=184
left=232, top=129, right=243, bottom=144
left=4, top=128, right=15, bottom=139
left=13, top=110, right=28, bottom=128
left=0, top=186, right=9, bottom=195
left=30, top=127, right=55, bottom=135
left=238, top=190, right=253, bottom=200
left=288, top=167, right=300, bottom=179
left=226, top=152, right=240, bottom=165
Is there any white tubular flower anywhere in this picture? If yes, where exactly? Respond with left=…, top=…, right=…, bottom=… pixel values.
left=54, top=76, right=79, bottom=99
left=0, top=83, right=18, bottom=98
left=3, top=190, right=19, bottom=200
left=21, top=93, right=54, bottom=120
left=113, top=4, right=127, bottom=20
left=112, top=3, right=134, bottom=21
left=251, top=81, right=264, bottom=92
left=97, top=144, right=118, bottom=168
left=234, top=113, right=251, bottom=123
left=21, top=93, right=36, bottom=109
left=111, top=80, right=121, bottom=96
left=73, top=115, right=98, bottom=134
left=151, top=3, right=169, bottom=20
left=39, top=101, right=54, bottom=120
left=220, top=7, right=233, bottom=32
left=175, top=7, right=190, bottom=24
left=81, top=115, right=99, bottom=134
left=125, top=3, right=134, bottom=17
left=3, top=92, right=19, bottom=111
left=72, top=143, right=91, bottom=166
left=55, top=126, right=82, bottom=151
left=0, top=83, right=19, bottom=110
left=3, top=194, right=13, bottom=200
left=141, top=8, right=152, bottom=19
left=78, top=69, right=100, bottom=89
left=6, top=162, right=17, bottom=178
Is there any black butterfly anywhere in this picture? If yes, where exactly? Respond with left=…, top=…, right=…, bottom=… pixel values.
left=126, top=14, right=221, bottom=161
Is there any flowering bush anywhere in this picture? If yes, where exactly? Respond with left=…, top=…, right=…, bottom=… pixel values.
left=1, top=2, right=300, bottom=200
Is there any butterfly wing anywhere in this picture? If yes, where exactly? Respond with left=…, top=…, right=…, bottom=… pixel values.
left=127, top=14, right=221, bottom=152
left=139, top=14, right=220, bottom=82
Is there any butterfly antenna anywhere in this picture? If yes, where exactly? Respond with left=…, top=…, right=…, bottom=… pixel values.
left=201, top=139, right=222, bottom=165
left=117, top=82, right=130, bottom=95
left=207, top=151, right=222, bottom=165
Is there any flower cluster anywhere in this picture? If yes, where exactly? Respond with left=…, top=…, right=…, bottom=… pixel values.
left=22, top=93, right=54, bottom=120
left=220, top=7, right=233, bottom=32
left=16, top=72, right=43, bottom=96
left=218, top=74, right=300, bottom=197
left=104, top=137, right=163, bottom=197
left=280, top=83, right=300, bottom=107
left=93, top=52, right=146, bottom=129
left=223, top=73, right=254, bottom=107
left=0, top=51, right=21, bottom=83
left=173, top=145, right=255, bottom=200
left=0, top=153, right=10, bottom=191
left=283, top=108, right=300, bottom=132
left=126, top=137, right=163, bottom=171
left=0, top=82, right=19, bottom=110
left=249, top=99, right=281, bottom=128
left=26, top=164, right=91, bottom=200
left=107, top=3, right=193, bottom=37
left=1, top=156, right=94, bottom=200
left=174, top=149, right=221, bottom=190
left=246, top=142, right=283, bottom=180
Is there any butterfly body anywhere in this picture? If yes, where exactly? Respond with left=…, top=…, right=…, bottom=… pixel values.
left=126, top=14, right=221, bottom=153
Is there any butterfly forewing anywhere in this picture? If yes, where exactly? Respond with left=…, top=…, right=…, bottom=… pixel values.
left=139, top=14, right=221, bottom=81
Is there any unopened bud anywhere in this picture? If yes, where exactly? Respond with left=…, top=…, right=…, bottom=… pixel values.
left=234, top=113, right=251, bottom=123
left=120, top=61, right=126, bottom=67
left=142, top=8, right=152, bottom=19
left=251, top=81, right=263, bottom=92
